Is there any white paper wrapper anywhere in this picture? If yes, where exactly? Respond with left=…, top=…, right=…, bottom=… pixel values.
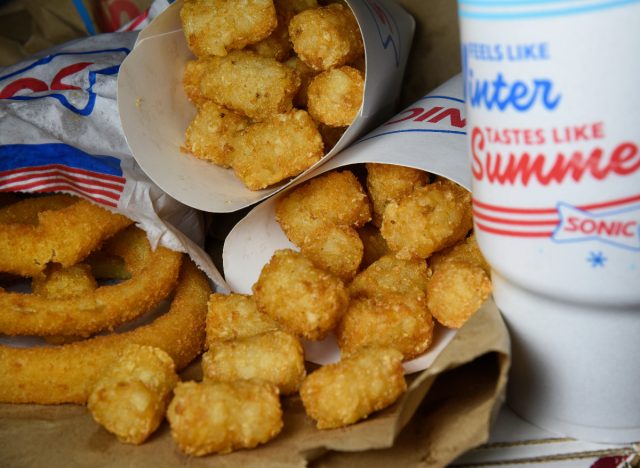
left=223, top=74, right=471, bottom=373
left=0, top=28, right=227, bottom=292
left=117, top=0, right=415, bottom=213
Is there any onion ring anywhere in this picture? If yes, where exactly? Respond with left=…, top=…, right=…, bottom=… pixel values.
left=0, top=226, right=183, bottom=337
left=0, top=260, right=210, bottom=404
left=0, top=195, right=133, bottom=277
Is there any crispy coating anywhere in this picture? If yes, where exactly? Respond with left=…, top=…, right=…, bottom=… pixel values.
left=276, top=170, right=371, bottom=228
left=380, top=179, right=473, bottom=260
left=0, top=226, right=183, bottom=337
left=429, top=233, right=490, bottom=274
left=357, top=224, right=390, bottom=268
left=336, top=294, right=434, bottom=360
left=167, top=380, right=283, bottom=456
left=206, top=293, right=278, bottom=347
left=348, top=254, right=429, bottom=301
left=0, top=260, right=210, bottom=404
left=87, top=344, right=178, bottom=445
left=275, top=170, right=371, bottom=280
left=183, top=100, right=250, bottom=168
left=426, top=261, right=491, bottom=329
left=0, top=195, right=133, bottom=277
left=366, top=163, right=429, bottom=228
left=307, top=66, right=364, bottom=127
left=180, top=0, right=277, bottom=57
left=426, top=234, right=492, bottom=328
left=202, top=330, right=306, bottom=395
left=252, top=249, right=349, bottom=341
left=289, top=3, right=364, bottom=71
left=31, top=263, right=97, bottom=299
left=183, top=59, right=210, bottom=106
left=284, top=55, right=318, bottom=108
left=199, top=50, right=301, bottom=120
left=300, top=347, right=406, bottom=429
left=230, top=109, right=323, bottom=190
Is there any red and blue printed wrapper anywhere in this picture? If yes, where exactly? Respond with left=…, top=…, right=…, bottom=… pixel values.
left=222, top=75, right=471, bottom=373
left=117, top=0, right=415, bottom=213
left=0, top=24, right=227, bottom=291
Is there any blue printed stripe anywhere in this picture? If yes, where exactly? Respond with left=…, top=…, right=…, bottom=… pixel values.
left=459, top=0, right=640, bottom=19
left=419, top=95, right=465, bottom=104
left=72, top=0, right=97, bottom=35
left=0, top=144, right=123, bottom=177
left=357, top=128, right=467, bottom=145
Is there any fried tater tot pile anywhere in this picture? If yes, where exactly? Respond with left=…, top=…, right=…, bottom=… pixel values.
left=300, top=347, right=406, bottom=429
left=87, top=344, right=178, bottom=445
left=180, top=0, right=365, bottom=190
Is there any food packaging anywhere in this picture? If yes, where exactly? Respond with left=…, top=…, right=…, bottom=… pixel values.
left=0, top=30, right=228, bottom=314
left=224, top=74, right=470, bottom=374
left=458, top=0, right=640, bottom=443
left=117, top=0, right=415, bottom=213
left=0, top=1, right=513, bottom=465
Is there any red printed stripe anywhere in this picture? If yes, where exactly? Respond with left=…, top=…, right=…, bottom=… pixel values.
left=5, top=178, right=121, bottom=201
left=1, top=186, right=119, bottom=208
left=473, top=193, right=640, bottom=215
left=472, top=209, right=558, bottom=226
left=1, top=169, right=124, bottom=192
left=0, top=164, right=126, bottom=184
left=125, top=9, right=149, bottom=31
left=475, top=221, right=553, bottom=237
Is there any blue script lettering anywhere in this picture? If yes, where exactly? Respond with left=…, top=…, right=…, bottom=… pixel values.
left=466, top=69, right=561, bottom=112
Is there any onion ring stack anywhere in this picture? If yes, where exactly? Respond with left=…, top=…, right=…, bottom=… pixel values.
left=0, top=194, right=211, bottom=404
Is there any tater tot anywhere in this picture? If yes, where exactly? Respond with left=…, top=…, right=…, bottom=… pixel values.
left=180, top=0, right=277, bottom=57
left=381, top=179, right=473, bottom=260
left=357, top=224, right=390, bottom=268
left=275, top=170, right=371, bottom=280
left=206, top=293, right=278, bottom=347
left=294, top=222, right=364, bottom=282
left=289, top=3, right=364, bottom=71
left=167, top=380, right=283, bottom=456
left=87, top=344, right=178, bottom=445
left=182, top=58, right=210, bottom=106
left=276, top=170, right=371, bottom=234
left=300, top=347, right=406, bottom=429
left=307, top=66, right=364, bottom=127
left=230, top=109, right=324, bottom=190
left=202, top=330, right=306, bottom=395
left=252, top=249, right=349, bottom=341
left=426, top=234, right=492, bottom=328
left=199, top=50, right=301, bottom=120
left=183, top=101, right=250, bottom=168
left=366, top=163, right=429, bottom=227
left=337, top=294, right=434, bottom=360
left=348, top=254, right=429, bottom=301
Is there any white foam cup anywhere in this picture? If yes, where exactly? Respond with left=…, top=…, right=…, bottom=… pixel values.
left=458, top=0, right=640, bottom=443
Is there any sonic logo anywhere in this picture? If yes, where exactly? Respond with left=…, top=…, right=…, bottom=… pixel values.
left=553, top=202, right=640, bottom=250
left=0, top=48, right=130, bottom=116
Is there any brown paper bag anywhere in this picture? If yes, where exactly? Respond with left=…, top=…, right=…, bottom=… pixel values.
left=0, top=299, right=509, bottom=468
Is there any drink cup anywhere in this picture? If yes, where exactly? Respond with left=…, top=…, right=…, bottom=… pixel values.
left=458, top=0, right=640, bottom=443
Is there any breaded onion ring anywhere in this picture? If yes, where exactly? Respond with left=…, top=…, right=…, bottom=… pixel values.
left=0, top=226, right=183, bottom=337
left=0, top=195, right=133, bottom=277
left=0, top=260, right=210, bottom=404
